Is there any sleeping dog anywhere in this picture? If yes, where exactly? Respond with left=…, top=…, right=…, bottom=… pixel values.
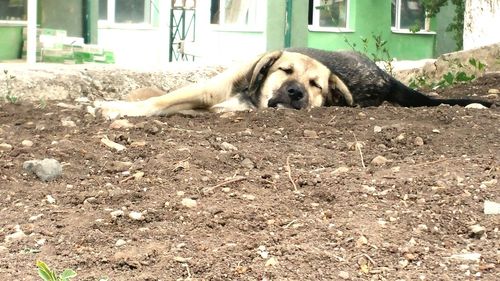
left=94, top=48, right=493, bottom=119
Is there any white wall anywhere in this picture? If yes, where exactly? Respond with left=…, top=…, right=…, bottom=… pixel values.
left=464, top=0, right=500, bottom=50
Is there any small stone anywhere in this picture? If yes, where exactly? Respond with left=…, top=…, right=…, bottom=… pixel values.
left=106, top=161, right=133, bottom=172
left=362, top=185, right=376, bottom=193
left=219, top=142, right=238, bottom=151
left=4, top=225, right=26, bottom=242
left=488, top=88, right=499, bottom=94
left=21, top=140, right=33, bottom=147
left=109, top=119, right=135, bottom=129
left=241, top=158, right=255, bottom=169
left=174, top=256, right=191, bottom=263
left=371, top=155, right=389, bottom=166
left=29, top=214, right=43, bottom=221
left=465, top=103, right=487, bottom=109
left=303, top=129, right=318, bottom=138
left=222, top=187, right=231, bottom=193
left=395, top=133, right=405, bottom=142
left=61, top=118, right=76, bottom=127
left=432, top=129, right=440, bottom=134
left=356, top=235, right=368, bottom=247
left=46, top=195, right=56, bottom=204
left=130, top=141, right=147, bottom=147
left=0, top=246, right=7, bottom=254
left=332, top=166, right=349, bottom=175
left=110, top=210, right=124, bottom=219
left=484, top=200, right=500, bottom=215
left=468, top=224, right=485, bottom=238
left=181, top=198, right=197, bottom=208
left=115, top=239, right=127, bottom=247
left=481, top=179, right=497, bottom=187
left=399, top=259, right=409, bottom=268
left=242, top=194, right=256, bottom=201
left=0, top=143, right=13, bottom=151
left=133, top=171, right=144, bottom=180
left=128, top=211, right=143, bottom=220
left=265, top=257, right=279, bottom=267
left=338, top=271, right=350, bottom=279
left=449, top=253, right=481, bottom=262
left=373, top=126, right=382, bottom=133
left=413, top=137, right=424, bottom=146
left=23, top=158, right=63, bottom=181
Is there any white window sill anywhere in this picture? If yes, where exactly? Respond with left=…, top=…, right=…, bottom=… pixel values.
left=391, top=28, right=436, bottom=35
left=210, top=24, right=264, bottom=33
left=0, top=20, right=27, bottom=26
left=308, top=26, right=354, bottom=33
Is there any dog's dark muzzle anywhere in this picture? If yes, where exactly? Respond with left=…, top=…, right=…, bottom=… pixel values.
left=267, top=81, right=309, bottom=109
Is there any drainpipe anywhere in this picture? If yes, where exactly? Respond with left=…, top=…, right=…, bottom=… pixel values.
left=83, top=0, right=98, bottom=44
left=284, top=0, right=292, bottom=48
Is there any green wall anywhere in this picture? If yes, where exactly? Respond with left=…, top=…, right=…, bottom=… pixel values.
left=307, top=1, right=436, bottom=60
left=266, top=0, right=308, bottom=51
left=0, top=26, right=23, bottom=60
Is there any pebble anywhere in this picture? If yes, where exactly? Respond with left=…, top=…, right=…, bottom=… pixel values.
left=128, top=211, right=144, bottom=220
left=487, top=88, right=499, bottom=94
left=115, top=239, right=127, bottom=247
left=413, top=137, right=424, bottom=146
left=29, top=214, right=44, bottom=221
left=468, top=224, right=485, bottom=238
left=181, top=198, right=197, bottom=208
left=395, top=133, right=405, bottom=142
left=23, top=158, right=63, bottom=181
left=338, top=271, right=350, bottom=279
left=46, top=195, right=56, bottom=204
left=107, top=161, right=133, bottom=172
left=303, top=129, right=318, bottom=138
left=355, top=235, right=368, bottom=247
left=371, top=155, right=389, bottom=166
left=21, top=140, right=33, bottom=147
left=242, top=194, right=256, bottom=201
left=373, top=126, right=382, bottom=133
left=484, top=200, right=500, bottom=215
left=465, top=103, right=487, bottom=109
left=219, top=141, right=238, bottom=151
left=0, top=246, right=7, bottom=254
left=241, top=158, right=255, bottom=169
left=265, top=257, right=278, bottom=267
left=432, top=129, right=440, bottom=134
left=109, top=119, right=135, bottom=129
left=481, top=179, right=497, bottom=187
left=61, top=118, right=76, bottom=127
left=110, top=210, right=124, bottom=219
left=449, top=253, right=481, bottom=262
left=332, top=166, right=349, bottom=175
left=4, top=225, right=26, bottom=242
left=0, top=142, right=13, bottom=151
left=362, top=185, right=376, bottom=193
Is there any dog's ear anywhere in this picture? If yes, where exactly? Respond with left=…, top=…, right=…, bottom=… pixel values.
left=247, top=50, right=283, bottom=93
left=325, top=73, right=354, bottom=106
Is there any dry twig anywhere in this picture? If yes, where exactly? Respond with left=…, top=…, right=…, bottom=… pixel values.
left=285, top=156, right=298, bottom=192
left=352, top=132, right=366, bottom=169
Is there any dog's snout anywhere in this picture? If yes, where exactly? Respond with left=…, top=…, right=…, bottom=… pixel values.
left=287, top=84, right=304, bottom=100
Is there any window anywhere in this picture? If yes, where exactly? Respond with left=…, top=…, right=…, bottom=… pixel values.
left=210, top=0, right=261, bottom=27
left=0, top=0, right=27, bottom=21
left=392, top=0, right=426, bottom=30
left=99, top=0, right=151, bottom=25
left=309, top=0, right=350, bottom=30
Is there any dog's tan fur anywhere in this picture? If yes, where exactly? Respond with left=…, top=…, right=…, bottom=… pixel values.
left=95, top=50, right=353, bottom=119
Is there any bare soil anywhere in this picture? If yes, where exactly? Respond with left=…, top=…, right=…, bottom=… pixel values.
left=0, top=74, right=499, bottom=281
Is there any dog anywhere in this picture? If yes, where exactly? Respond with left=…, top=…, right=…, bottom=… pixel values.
left=94, top=48, right=493, bottom=119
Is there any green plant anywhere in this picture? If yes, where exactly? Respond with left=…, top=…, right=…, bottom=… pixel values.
left=36, top=261, right=77, bottom=281
left=344, top=33, right=394, bottom=75
left=3, top=69, right=18, bottom=104
left=447, top=0, right=465, bottom=50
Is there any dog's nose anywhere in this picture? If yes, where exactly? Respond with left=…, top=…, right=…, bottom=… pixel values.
left=287, top=84, right=304, bottom=100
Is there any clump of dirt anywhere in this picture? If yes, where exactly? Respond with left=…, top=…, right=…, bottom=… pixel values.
left=0, top=73, right=499, bottom=280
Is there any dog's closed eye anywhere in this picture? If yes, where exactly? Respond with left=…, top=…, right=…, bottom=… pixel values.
left=309, top=79, right=322, bottom=90
left=278, top=67, right=293, bottom=74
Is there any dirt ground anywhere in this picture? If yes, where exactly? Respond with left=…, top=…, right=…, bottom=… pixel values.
left=0, top=73, right=499, bottom=281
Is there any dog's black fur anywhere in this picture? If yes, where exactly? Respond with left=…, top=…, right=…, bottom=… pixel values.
left=287, top=48, right=493, bottom=108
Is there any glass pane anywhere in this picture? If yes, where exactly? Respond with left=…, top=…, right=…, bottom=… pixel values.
left=99, top=0, right=108, bottom=20
left=115, top=0, right=147, bottom=24
left=223, top=0, right=258, bottom=25
left=318, top=0, right=347, bottom=28
left=400, top=0, right=425, bottom=29
left=0, top=0, right=27, bottom=21
left=210, top=0, right=220, bottom=24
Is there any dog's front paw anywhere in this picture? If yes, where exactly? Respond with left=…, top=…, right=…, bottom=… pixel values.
left=93, top=100, right=128, bottom=120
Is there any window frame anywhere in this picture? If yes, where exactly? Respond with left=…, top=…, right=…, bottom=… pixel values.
left=391, top=0, right=434, bottom=34
left=210, top=0, right=265, bottom=32
left=0, top=0, right=27, bottom=24
left=98, top=0, right=153, bottom=29
left=308, top=0, right=353, bottom=33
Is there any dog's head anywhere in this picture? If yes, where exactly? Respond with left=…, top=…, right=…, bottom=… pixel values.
left=247, top=51, right=353, bottom=109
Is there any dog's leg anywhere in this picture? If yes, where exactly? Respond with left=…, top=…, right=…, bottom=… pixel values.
left=329, top=74, right=354, bottom=106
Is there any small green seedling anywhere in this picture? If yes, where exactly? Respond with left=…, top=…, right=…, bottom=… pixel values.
left=36, top=261, right=77, bottom=281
